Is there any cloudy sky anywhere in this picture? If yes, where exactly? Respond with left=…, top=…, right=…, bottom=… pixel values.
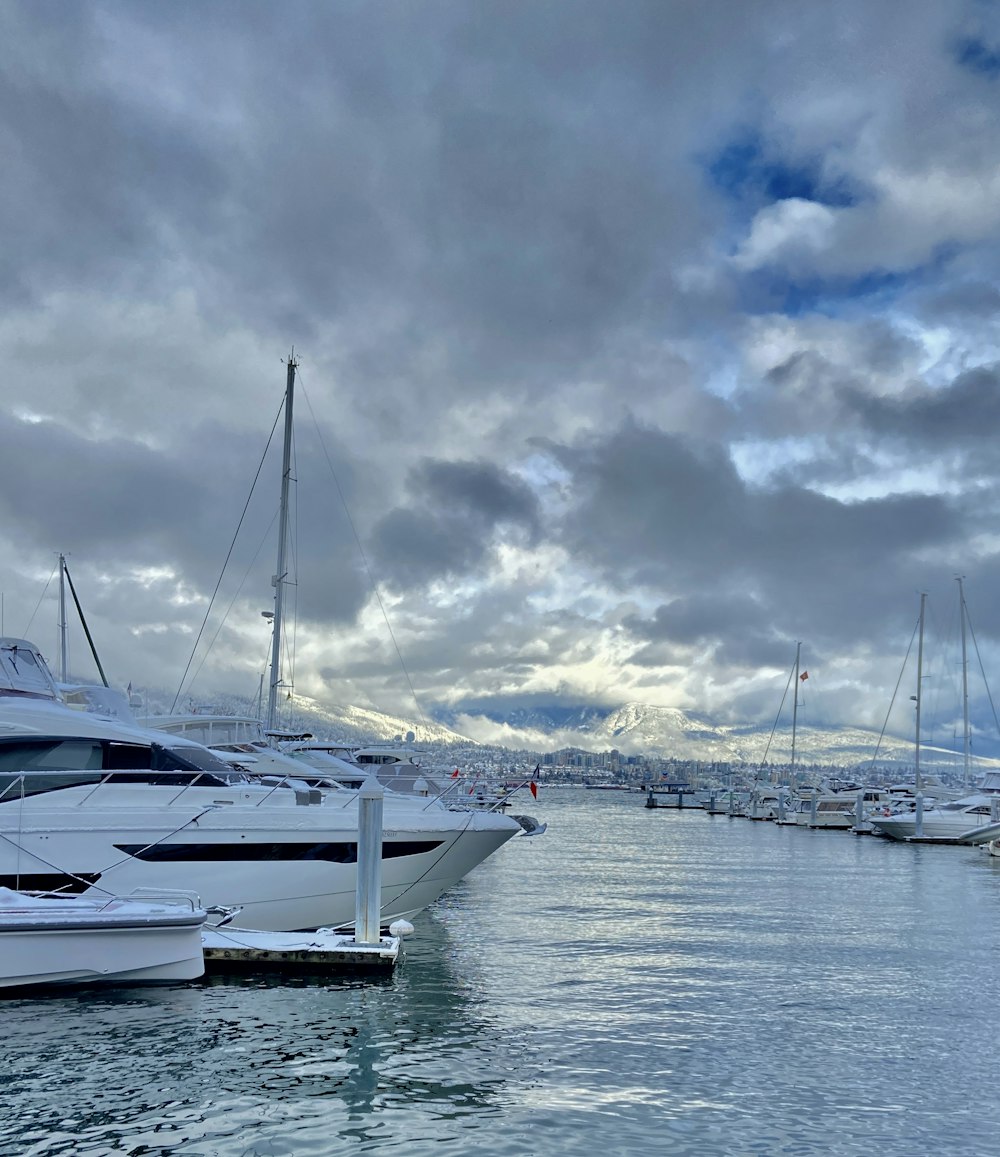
left=2, top=0, right=1000, bottom=747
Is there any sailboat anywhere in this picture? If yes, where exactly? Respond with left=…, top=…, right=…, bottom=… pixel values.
left=870, top=587, right=998, bottom=841
left=748, top=642, right=804, bottom=822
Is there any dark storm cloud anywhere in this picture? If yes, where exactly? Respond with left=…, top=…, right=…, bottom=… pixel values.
left=1, top=0, right=731, bottom=402
left=842, top=364, right=1000, bottom=444
left=0, top=412, right=203, bottom=557
left=368, top=458, right=540, bottom=589
left=551, top=420, right=964, bottom=649
left=629, top=597, right=814, bottom=675
left=0, top=404, right=373, bottom=629
left=0, top=5, right=228, bottom=308
left=3, top=0, right=1000, bottom=732
left=622, top=593, right=796, bottom=671
left=625, top=594, right=773, bottom=646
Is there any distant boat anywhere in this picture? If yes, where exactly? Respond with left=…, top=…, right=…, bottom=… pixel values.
left=870, top=584, right=1000, bottom=839
left=747, top=642, right=805, bottom=821
left=872, top=793, right=997, bottom=840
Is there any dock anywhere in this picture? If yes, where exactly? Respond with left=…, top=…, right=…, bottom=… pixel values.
left=200, top=784, right=408, bottom=976
left=201, top=925, right=402, bottom=973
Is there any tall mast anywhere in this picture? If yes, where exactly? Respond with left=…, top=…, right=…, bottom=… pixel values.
left=266, top=354, right=297, bottom=732
left=915, top=592, right=926, bottom=793
left=58, top=553, right=68, bottom=682
left=958, top=576, right=970, bottom=790
left=790, top=641, right=801, bottom=784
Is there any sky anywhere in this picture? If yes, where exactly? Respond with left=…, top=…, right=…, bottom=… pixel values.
left=2, top=0, right=1000, bottom=749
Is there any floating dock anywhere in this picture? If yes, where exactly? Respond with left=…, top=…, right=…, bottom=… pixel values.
left=201, top=925, right=402, bottom=973
left=200, top=785, right=407, bottom=976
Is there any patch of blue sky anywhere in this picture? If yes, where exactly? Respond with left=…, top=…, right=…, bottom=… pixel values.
left=955, top=36, right=1000, bottom=77
left=730, top=436, right=821, bottom=489
left=731, top=437, right=957, bottom=502
left=736, top=266, right=910, bottom=319
left=706, top=130, right=861, bottom=209
left=755, top=236, right=966, bottom=320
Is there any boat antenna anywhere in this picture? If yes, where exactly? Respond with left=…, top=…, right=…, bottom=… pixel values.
left=267, top=351, right=297, bottom=732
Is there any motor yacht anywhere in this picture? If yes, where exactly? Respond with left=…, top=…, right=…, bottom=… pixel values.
left=0, top=639, right=523, bottom=932
left=869, top=793, right=998, bottom=840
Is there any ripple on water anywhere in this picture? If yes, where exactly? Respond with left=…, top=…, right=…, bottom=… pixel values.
left=5, top=793, right=1000, bottom=1156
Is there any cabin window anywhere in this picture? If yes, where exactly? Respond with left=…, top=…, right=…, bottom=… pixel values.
left=0, top=739, right=103, bottom=771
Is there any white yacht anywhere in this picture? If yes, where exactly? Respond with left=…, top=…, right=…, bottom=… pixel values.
left=869, top=794, right=997, bottom=840
left=0, top=639, right=523, bottom=932
left=0, top=886, right=206, bottom=989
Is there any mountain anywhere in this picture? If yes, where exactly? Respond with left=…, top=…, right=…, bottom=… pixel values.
left=134, top=687, right=997, bottom=772
left=587, top=702, right=891, bottom=764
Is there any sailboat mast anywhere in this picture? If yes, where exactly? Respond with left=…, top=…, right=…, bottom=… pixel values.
left=58, top=553, right=68, bottom=682
left=266, top=354, right=297, bottom=733
left=790, top=641, right=800, bottom=784
left=957, top=576, right=970, bottom=790
left=915, top=592, right=926, bottom=793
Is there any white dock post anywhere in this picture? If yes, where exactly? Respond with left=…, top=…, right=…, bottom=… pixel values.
left=776, top=790, right=786, bottom=823
left=355, top=784, right=384, bottom=946
left=914, top=791, right=924, bottom=838
left=855, top=789, right=865, bottom=831
left=809, top=787, right=818, bottom=827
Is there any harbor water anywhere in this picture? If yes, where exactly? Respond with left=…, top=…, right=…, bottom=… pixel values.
left=5, top=788, right=1000, bottom=1156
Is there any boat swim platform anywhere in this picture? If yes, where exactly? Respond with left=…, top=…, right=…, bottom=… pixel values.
left=201, top=926, right=402, bottom=974
left=902, top=835, right=970, bottom=845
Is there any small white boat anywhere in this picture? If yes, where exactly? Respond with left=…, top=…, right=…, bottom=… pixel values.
left=0, top=887, right=207, bottom=990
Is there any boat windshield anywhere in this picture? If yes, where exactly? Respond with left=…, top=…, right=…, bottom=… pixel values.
left=0, top=737, right=239, bottom=777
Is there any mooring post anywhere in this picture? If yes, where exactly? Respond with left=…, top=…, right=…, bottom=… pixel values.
left=355, top=784, right=384, bottom=946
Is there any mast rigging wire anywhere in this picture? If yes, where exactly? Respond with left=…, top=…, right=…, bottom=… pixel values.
left=171, top=399, right=285, bottom=712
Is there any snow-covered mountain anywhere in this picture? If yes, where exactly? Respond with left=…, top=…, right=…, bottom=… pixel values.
left=134, top=687, right=995, bottom=771
left=136, top=689, right=468, bottom=748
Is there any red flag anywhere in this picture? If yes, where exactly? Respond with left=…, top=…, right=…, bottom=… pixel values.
left=450, top=767, right=460, bottom=778
left=529, top=781, right=538, bottom=799
left=800, top=671, right=809, bottom=681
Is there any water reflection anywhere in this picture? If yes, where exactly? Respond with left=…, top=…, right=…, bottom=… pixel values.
left=7, top=792, right=1000, bottom=1155
left=1, top=906, right=527, bottom=1156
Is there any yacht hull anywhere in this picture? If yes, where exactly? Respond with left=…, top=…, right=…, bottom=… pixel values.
left=0, top=787, right=520, bottom=931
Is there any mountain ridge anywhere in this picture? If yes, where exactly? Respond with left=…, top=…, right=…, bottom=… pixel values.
left=136, top=689, right=1000, bottom=771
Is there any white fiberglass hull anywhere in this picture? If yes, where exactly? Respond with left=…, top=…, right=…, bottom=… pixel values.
left=0, top=786, right=521, bottom=932
left=0, top=892, right=206, bottom=988
left=872, top=810, right=994, bottom=841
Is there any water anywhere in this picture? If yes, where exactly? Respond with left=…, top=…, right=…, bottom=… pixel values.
left=5, top=789, right=1000, bottom=1156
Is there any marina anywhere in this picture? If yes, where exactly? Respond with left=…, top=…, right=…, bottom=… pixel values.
left=5, top=788, right=1000, bottom=1155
